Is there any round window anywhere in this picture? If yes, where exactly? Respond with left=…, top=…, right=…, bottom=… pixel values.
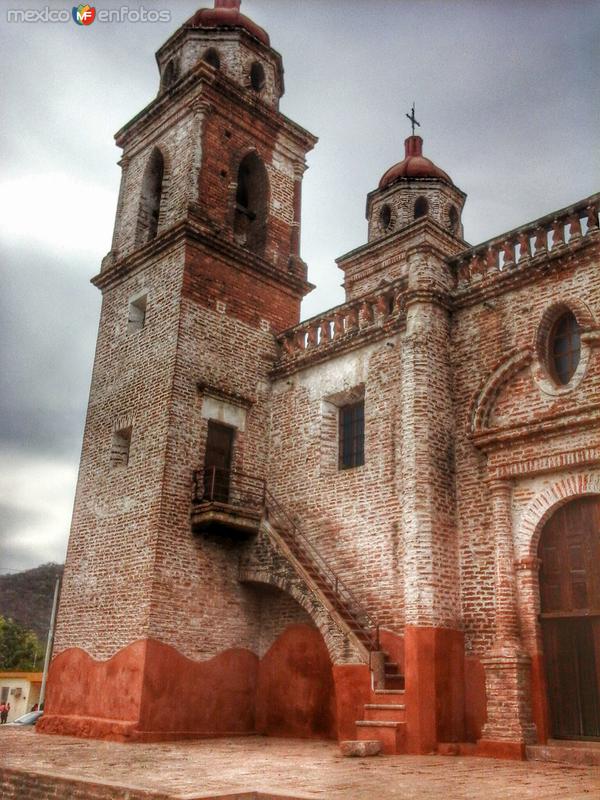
left=549, top=310, right=581, bottom=385
left=379, top=204, right=392, bottom=231
left=250, top=62, right=266, bottom=91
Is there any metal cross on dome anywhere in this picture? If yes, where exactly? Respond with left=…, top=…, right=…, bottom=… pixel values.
left=405, top=103, right=420, bottom=136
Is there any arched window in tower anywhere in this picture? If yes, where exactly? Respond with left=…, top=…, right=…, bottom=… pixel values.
left=203, top=48, right=221, bottom=70
left=379, top=204, right=392, bottom=232
left=161, top=59, right=179, bottom=91
left=250, top=61, right=266, bottom=91
left=448, top=205, right=459, bottom=233
left=137, top=148, right=165, bottom=245
left=414, top=196, right=428, bottom=219
left=234, top=152, right=269, bottom=254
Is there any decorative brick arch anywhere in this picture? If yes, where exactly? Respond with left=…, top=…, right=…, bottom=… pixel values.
left=239, top=563, right=365, bottom=665
left=519, top=472, right=600, bottom=559
left=534, top=297, right=596, bottom=357
left=469, top=348, right=533, bottom=433
left=532, top=298, right=596, bottom=397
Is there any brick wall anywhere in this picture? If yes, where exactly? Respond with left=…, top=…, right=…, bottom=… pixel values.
left=452, top=238, right=600, bottom=658
left=197, top=90, right=304, bottom=273
left=51, top=0, right=600, bottom=749
left=53, top=246, right=185, bottom=660
left=268, top=338, right=405, bottom=634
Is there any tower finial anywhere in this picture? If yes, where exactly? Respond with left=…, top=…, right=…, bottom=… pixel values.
left=214, top=0, right=240, bottom=9
left=405, top=102, right=420, bottom=136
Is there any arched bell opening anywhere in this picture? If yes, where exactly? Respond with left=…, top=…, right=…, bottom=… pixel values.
left=136, top=148, right=166, bottom=245
left=233, top=152, right=269, bottom=255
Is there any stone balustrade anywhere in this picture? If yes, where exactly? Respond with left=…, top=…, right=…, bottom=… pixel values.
left=277, top=279, right=407, bottom=359
left=450, top=193, right=599, bottom=290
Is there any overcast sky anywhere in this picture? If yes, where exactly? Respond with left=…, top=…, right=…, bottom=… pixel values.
left=0, top=0, right=598, bottom=573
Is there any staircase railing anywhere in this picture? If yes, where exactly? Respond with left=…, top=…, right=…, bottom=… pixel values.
left=263, top=487, right=380, bottom=651
left=192, top=466, right=380, bottom=651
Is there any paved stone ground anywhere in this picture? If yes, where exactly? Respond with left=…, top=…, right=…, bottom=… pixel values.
left=2, top=730, right=600, bottom=799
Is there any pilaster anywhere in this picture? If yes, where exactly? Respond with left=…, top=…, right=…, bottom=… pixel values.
left=478, top=480, right=537, bottom=755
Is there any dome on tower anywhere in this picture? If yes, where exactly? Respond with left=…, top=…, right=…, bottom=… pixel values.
left=185, top=0, right=270, bottom=46
left=379, top=136, right=453, bottom=189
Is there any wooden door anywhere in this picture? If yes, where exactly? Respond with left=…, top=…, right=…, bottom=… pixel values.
left=204, top=421, right=234, bottom=503
left=539, top=496, right=600, bottom=739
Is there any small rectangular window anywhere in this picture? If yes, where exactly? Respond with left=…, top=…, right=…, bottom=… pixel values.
left=339, top=401, right=364, bottom=470
left=110, top=427, right=132, bottom=469
left=127, top=293, right=147, bottom=334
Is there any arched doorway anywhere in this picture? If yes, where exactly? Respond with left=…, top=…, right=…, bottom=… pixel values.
left=539, top=496, right=600, bottom=739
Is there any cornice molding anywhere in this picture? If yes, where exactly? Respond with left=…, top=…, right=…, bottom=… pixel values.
left=92, top=212, right=314, bottom=298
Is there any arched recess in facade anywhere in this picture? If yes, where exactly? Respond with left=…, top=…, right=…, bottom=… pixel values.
left=519, top=472, right=600, bottom=560
left=469, top=348, right=533, bottom=433
left=233, top=150, right=269, bottom=255
left=514, top=472, right=600, bottom=740
left=136, top=146, right=171, bottom=245
left=238, top=563, right=365, bottom=665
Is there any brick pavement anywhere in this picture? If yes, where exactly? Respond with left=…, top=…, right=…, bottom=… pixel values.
left=2, top=731, right=600, bottom=799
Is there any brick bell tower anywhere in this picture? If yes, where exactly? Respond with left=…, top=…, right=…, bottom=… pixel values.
left=39, top=1, right=317, bottom=741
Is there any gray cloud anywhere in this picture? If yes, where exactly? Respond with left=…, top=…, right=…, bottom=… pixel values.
left=0, top=245, right=98, bottom=459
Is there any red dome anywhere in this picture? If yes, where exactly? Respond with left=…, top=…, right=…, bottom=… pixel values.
left=379, top=136, right=452, bottom=189
left=186, top=1, right=269, bottom=46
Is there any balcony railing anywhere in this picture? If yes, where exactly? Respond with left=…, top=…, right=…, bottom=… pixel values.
left=449, top=193, right=599, bottom=290
left=275, top=277, right=408, bottom=362
left=262, top=485, right=380, bottom=651
left=193, top=466, right=266, bottom=509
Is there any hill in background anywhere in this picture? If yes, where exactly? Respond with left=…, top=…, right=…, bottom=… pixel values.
left=0, top=563, right=64, bottom=641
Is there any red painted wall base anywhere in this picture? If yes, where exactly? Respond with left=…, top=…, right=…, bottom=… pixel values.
left=404, top=625, right=465, bottom=754
left=476, top=739, right=527, bottom=760
left=39, top=624, right=338, bottom=743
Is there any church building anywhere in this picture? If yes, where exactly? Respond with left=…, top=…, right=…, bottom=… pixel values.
left=39, top=1, right=600, bottom=760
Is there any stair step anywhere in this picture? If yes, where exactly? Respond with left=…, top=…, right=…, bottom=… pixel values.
left=374, top=689, right=404, bottom=696
left=356, top=720, right=402, bottom=728
left=384, top=675, right=405, bottom=689
left=356, top=720, right=407, bottom=755
left=364, top=704, right=406, bottom=723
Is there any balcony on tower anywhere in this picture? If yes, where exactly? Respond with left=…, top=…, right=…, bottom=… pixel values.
left=191, top=467, right=265, bottom=537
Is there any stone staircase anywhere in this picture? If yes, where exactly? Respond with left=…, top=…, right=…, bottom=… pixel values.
left=356, top=693, right=407, bottom=754
left=202, top=469, right=409, bottom=755
left=259, top=490, right=408, bottom=754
